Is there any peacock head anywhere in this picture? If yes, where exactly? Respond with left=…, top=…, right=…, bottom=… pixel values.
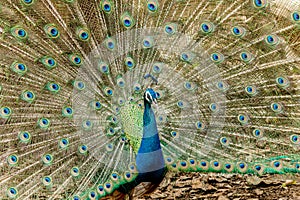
left=144, top=88, right=158, bottom=105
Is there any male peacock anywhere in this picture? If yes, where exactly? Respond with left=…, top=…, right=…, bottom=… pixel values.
left=0, top=0, right=300, bottom=199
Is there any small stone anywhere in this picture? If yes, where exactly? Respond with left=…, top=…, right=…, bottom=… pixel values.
left=254, top=189, right=264, bottom=195
left=149, top=193, right=167, bottom=198
left=191, top=181, right=203, bottom=189
left=180, top=175, right=192, bottom=180
left=175, top=180, right=191, bottom=187
left=217, top=196, right=229, bottom=200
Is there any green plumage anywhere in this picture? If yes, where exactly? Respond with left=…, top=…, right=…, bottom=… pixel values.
left=119, top=102, right=143, bottom=153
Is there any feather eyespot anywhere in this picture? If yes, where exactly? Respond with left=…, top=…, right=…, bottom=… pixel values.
left=73, top=81, right=85, bottom=91
left=22, top=0, right=34, bottom=5
left=0, top=107, right=12, bottom=119
left=62, top=106, right=73, bottom=117
left=42, top=154, right=53, bottom=165
left=19, top=131, right=31, bottom=143
left=238, top=114, right=249, bottom=125
left=97, top=184, right=105, bottom=195
left=44, top=24, right=59, bottom=38
left=209, top=103, right=219, bottom=112
left=211, top=52, right=224, bottom=63
left=46, top=82, right=61, bottom=93
left=120, top=12, right=135, bottom=29
left=164, top=23, right=178, bottom=35
left=253, top=128, right=264, bottom=138
left=142, top=36, right=154, bottom=48
left=240, top=50, right=254, bottom=63
left=152, top=62, right=164, bottom=74
left=245, top=85, right=258, bottom=96
left=265, top=34, right=279, bottom=46
left=253, top=0, right=268, bottom=8
left=71, top=167, right=80, bottom=177
left=69, top=54, right=82, bottom=66
left=59, top=138, right=69, bottom=149
left=216, top=81, right=229, bottom=92
left=38, top=118, right=50, bottom=129
left=78, top=145, right=88, bottom=155
left=104, top=37, right=116, bottom=50
left=270, top=102, right=283, bottom=113
left=232, top=26, right=246, bottom=37
left=147, top=0, right=159, bottom=13
left=42, top=176, right=53, bottom=187
left=11, top=26, right=28, bottom=40
left=180, top=51, right=195, bottom=63
left=124, top=56, right=135, bottom=70
left=200, top=21, right=215, bottom=34
left=101, top=0, right=113, bottom=14
left=77, top=28, right=90, bottom=41
left=40, top=56, right=57, bottom=70
left=292, top=11, right=300, bottom=23
left=7, top=155, right=18, bottom=166
left=237, top=162, right=248, bottom=173
left=7, top=187, right=18, bottom=199
left=10, top=61, right=28, bottom=76
left=254, top=164, right=265, bottom=175
left=21, top=90, right=35, bottom=103
left=276, top=77, right=289, bottom=88
left=98, top=61, right=110, bottom=74
left=290, top=134, right=299, bottom=145
left=220, top=137, right=230, bottom=146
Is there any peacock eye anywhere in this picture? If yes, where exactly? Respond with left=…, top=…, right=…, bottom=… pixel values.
left=22, top=0, right=34, bottom=5
left=98, top=61, right=110, bottom=74
left=211, top=52, right=224, bottom=63
left=73, top=195, right=80, bottom=200
left=232, top=26, right=246, bottom=37
left=200, top=21, right=215, bottom=34
left=253, top=0, right=267, bottom=8
left=44, top=24, right=59, bottom=38
left=104, top=37, right=116, bottom=50
left=240, top=50, right=254, bottom=63
left=142, top=36, right=154, bottom=48
left=120, top=12, right=135, bottom=29
left=164, top=23, right=178, bottom=35
left=7, top=187, right=18, bottom=199
left=77, top=27, right=90, bottom=41
left=265, top=34, right=279, bottom=46
left=101, top=0, right=113, bottom=14
left=147, top=0, right=159, bottom=13
left=292, top=11, right=300, bottom=23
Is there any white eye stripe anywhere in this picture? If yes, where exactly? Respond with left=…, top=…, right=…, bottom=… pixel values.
left=145, top=91, right=151, bottom=102
left=145, top=91, right=154, bottom=102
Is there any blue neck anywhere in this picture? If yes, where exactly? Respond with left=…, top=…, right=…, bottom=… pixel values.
left=143, top=100, right=152, bottom=128
left=135, top=100, right=165, bottom=175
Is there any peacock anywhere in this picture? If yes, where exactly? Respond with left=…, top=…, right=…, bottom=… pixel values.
left=0, top=0, right=300, bottom=199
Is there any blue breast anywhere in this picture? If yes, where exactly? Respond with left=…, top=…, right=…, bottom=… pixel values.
left=118, top=102, right=166, bottom=194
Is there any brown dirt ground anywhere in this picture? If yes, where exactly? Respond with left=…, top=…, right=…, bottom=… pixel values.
left=138, top=172, right=300, bottom=200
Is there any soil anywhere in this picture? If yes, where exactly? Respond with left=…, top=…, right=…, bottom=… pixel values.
left=138, top=172, right=300, bottom=200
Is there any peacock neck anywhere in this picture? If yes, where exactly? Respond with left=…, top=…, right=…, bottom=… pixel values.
left=138, top=99, right=162, bottom=151
left=143, top=100, right=152, bottom=130
left=135, top=99, right=165, bottom=179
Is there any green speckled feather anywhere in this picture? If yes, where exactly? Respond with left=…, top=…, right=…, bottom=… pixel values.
left=120, top=102, right=143, bottom=153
